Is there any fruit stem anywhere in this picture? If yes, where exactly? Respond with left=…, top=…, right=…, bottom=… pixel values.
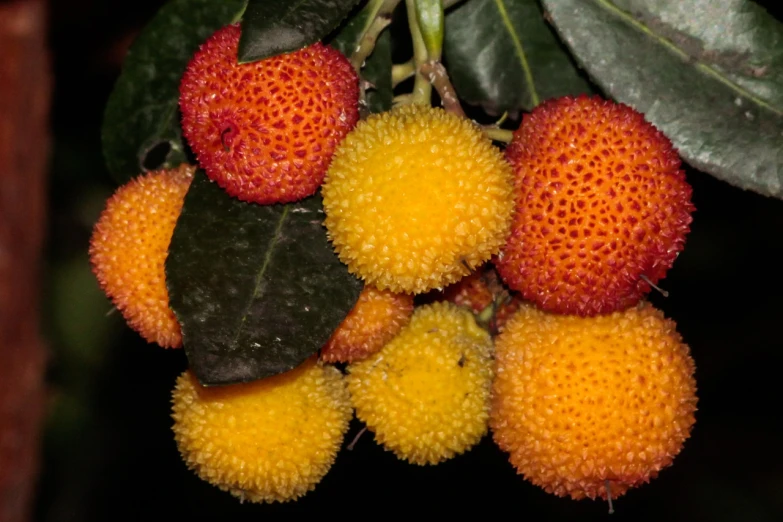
left=482, top=127, right=514, bottom=143
left=420, top=60, right=465, bottom=117
left=392, top=60, right=416, bottom=87
left=406, top=0, right=433, bottom=105
left=640, top=274, right=669, bottom=298
left=232, top=0, right=248, bottom=23
left=605, top=479, right=615, bottom=514
left=349, top=0, right=397, bottom=72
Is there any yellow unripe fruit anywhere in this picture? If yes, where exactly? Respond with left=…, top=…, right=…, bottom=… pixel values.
left=347, top=302, right=494, bottom=465
left=171, top=358, right=352, bottom=503
left=322, top=104, right=514, bottom=294
left=491, top=302, right=697, bottom=501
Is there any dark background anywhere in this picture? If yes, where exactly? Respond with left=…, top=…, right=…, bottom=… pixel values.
left=37, top=1, right=783, bottom=520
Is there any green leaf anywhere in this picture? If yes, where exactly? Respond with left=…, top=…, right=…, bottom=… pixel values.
left=239, top=0, right=362, bottom=63
left=542, top=0, right=783, bottom=198
left=102, top=0, right=246, bottom=185
left=330, top=6, right=394, bottom=114
left=166, top=171, right=363, bottom=386
left=443, top=0, right=593, bottom=115
left=416, top=0, right=445, bottom=60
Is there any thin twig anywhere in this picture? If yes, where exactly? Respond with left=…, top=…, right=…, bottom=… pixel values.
left=420, top=60, right=465, bottom=117
left=405, top=0, right=432, bottom=105
left=640, top=274, right=669, bottom=297
left=347, top=426, right=368, bottom=451
left=350, top=13, right=393, bottom=72
left=392, top=60, right=416, bottom=87
left=482, top=127, right=514, bottom=143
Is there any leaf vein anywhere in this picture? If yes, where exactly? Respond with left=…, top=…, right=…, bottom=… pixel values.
left=594, top=0, right=783, bottom=117
left=493, top=0, right=539, bottom=107
left=230, top=205, right=290, bottom=347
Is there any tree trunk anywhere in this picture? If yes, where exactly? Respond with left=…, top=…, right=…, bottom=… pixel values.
left=0, top=0, right=50, bottom=521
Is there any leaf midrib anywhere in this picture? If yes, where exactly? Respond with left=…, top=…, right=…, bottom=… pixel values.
left=230, top=205, right=290, bottom=348
left=595, top=0, right=783, bottom=117
left=493, top=0, right=539, bottom=107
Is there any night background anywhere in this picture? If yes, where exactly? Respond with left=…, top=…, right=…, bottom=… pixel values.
left=36, top=0, right=783, bottom=520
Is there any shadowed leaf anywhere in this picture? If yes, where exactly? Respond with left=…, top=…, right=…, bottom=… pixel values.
left=543, top=0, right=783, bottom=198
left=167, top=171, right=362, bottom=386
left=443, top=0, right=593, bottom=115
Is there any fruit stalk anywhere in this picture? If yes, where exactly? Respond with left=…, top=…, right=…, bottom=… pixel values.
left=348, top=0, right=399, bottom=72
left=391, top=60, right=415, bottom=87
left=405, top=0, right=433, bottom=105
left=419, top=60, right=465, bottom=117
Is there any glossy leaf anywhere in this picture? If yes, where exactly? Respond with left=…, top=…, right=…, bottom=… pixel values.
left=330, top=5, right=394, bottom=113
left=443, top=0, right=593, bottom=115
left=239, top=0, right=362, bottom=63
left=167, top=171, right=363, bottom=386
left=102, top=0, right=246, bottom=184
left=543, top=0, right=783, bottom=198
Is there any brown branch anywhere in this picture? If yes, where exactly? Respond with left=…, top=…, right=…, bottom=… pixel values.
left=419, top=60, right=465, bottom=117
left=0, top=1, right=50, bottom=521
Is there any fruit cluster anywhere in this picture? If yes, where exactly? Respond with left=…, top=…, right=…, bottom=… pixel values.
left=90, top=21, right=697, bottom=508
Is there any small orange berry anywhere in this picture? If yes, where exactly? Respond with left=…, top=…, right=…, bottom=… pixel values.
left=88, top=164, right=195, bottom=348
left=320, top=285, right=413, bottom=363
left=492, top=301, right=697, bottom=500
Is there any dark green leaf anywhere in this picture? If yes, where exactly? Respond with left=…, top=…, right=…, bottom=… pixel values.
left=167, top=171, right=362, bottom=386
left=102, top=0, right=246, bottom=184
left=443, top=0, right=593, bottom=115
left=239, top=0, right=362, bottom=63
left=542, top=0, right=783, bottom=198
left=330, top=6, right=394, bottom=114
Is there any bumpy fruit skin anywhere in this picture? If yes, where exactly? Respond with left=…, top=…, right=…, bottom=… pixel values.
left=179, top=23, right=359, bottom=205
left=321, top=285, right=413, bottom=363
left=347, top=302, right=494, bottom=465
left=440, top=265, right=522, bottom=333
left=496, top=95, right=694, bottom=316
left=491, top=302, right=697, bottom=501
left=171, top=358, right=352, bottom=503
left=322, top=104, right=514, bottom=294
left=442, top=268, right=496, bottom=314
left=88, top=164, right=195, bottom=348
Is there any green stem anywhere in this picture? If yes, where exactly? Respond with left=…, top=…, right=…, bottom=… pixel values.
left=232, top=0, right=248, bottom=23
left=406, top=0, right=432, bottom=105
left=392, top=60, right=416, bottom=87
left=482, top=127, right=514, bottom=143
left=349, top=0, right=400, bottom=72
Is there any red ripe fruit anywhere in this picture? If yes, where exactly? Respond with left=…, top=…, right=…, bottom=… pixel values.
left=496, top=95, right=694, bottom=316
left=179, top=23, right=359, bottom=205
